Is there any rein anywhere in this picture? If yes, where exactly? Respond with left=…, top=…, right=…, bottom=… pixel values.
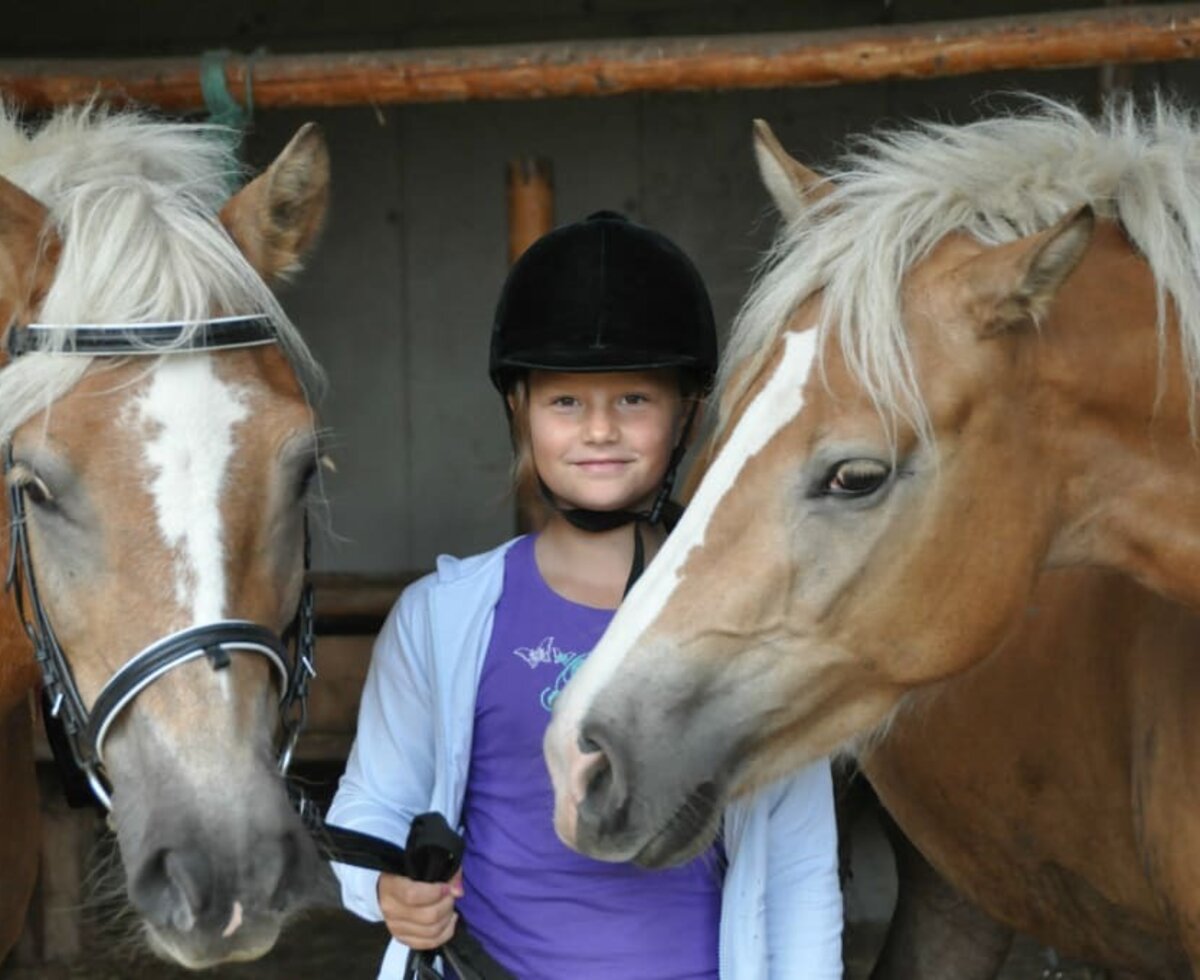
left=2, top=314, right=316, bottom=809
left=293, top=805, right=514, bottom=980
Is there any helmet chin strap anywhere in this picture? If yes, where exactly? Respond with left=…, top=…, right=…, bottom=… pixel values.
left=539, top=403, right=698, bottom=596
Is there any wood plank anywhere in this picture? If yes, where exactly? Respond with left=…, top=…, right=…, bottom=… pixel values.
left=306, top=634, right=373, bottom=735
left=2, top=6, right=1198, bottom=110
left=310, top=572, right=419, bottom=633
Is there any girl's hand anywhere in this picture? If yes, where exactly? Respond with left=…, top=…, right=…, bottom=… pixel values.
left=376, top=869, right=464, bottom=950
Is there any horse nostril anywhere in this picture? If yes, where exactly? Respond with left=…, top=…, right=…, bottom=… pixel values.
left=132, top=846, right=212, bottom=933
left=586, top=751, right=613, bottom=801
left=577, top=731, right=602, bottom=755
left=165, top=849, right=211, bottom=923
left=578, top=719, right=617, bottom=761
left=577, top=721, right=631, bottom=837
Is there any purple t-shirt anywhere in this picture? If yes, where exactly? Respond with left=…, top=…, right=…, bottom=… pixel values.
left=455, top=534, right=722, bottom=979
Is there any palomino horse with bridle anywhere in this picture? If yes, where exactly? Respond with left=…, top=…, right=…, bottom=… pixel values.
left=545, top=99, right=1200, bottom=978
left=0, top=105, right=332, bottom=968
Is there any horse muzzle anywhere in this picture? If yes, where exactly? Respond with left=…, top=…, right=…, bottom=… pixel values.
left=555, top=703, right=735, bottom=869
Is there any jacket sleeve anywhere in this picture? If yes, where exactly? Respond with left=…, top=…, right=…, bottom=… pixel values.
left=326, top=576, right=439, bottom=922
left=764, top=760, right=844, bottom=978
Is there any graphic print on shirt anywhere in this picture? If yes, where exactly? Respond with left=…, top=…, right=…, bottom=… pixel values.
left=512, top=636, right=589, bottom=712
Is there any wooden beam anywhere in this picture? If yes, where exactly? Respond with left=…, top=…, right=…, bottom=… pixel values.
left=2, top=5, right=1198, bottom=111
left=506, top=155, right=555, bottom=533
left=309, top=571, right=419, bottom=633
left=507, top=157, right=554, bottom=266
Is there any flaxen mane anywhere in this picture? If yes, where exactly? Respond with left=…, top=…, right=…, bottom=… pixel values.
left=720, top=97, right=1200, bottom=442
left=0, top=103, right=324, bottom=442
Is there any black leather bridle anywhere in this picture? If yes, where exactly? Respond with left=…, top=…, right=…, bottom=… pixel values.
left=3, top=314, right=316, bottom=810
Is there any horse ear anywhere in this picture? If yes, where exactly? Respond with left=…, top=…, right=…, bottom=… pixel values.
left=0, top=176, right=60, bottom=328
left=220, top=123, right=330, bottom=284
left=961, top=205, right=1095, bottom=337
left=752, top=119, right=830, bottom=223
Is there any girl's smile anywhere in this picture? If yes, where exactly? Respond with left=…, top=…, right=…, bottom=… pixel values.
left=569, top=457, right=636, bottom=473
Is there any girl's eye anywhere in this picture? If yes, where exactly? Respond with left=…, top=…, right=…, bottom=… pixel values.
left=550, top=395, right=578, bottom=407
left=621, top=393, right=649, bottom=406
left=820, top=459, right=891, bottom=498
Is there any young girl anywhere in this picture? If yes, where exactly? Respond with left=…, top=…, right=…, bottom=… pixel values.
left=329, top=212, right=843, bottom=979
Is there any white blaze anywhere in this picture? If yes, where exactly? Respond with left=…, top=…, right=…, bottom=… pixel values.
left=136, top=356, right=250, bottom=625
left=550, top=328, right=820, bottom=733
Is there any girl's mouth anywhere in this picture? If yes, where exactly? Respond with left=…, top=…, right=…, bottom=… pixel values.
left=572, top=459, right=633, bottom=473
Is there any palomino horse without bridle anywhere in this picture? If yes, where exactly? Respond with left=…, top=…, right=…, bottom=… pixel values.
left=545, top=99, right=1200, bottom=977
left=0, top=105, right=331, bottom=968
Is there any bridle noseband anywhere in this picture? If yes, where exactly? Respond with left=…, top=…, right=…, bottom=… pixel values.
left=3, top=314, right=316, bottom=810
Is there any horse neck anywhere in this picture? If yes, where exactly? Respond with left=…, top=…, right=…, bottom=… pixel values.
left=0, top=493, right=38, bottom=716
left=1040, top=221, right=1200, bottom=609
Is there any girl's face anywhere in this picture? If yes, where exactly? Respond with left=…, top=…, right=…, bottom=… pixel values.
left=526, top=369, right=687, bottom=513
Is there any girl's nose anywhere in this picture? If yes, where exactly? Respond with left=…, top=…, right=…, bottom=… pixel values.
left=584, top=405, right=619, bottom=442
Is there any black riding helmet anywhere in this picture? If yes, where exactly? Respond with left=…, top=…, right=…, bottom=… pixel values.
left=490, top=211, right=718, bottom=593
left=490, top=210, right=717, bottom=394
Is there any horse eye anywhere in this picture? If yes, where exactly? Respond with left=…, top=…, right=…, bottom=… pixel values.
left=822, top=459, right=891, bottom=498
left=297, top=461, right=318, bottom=497
left=21, top=474, right=55, bottom=509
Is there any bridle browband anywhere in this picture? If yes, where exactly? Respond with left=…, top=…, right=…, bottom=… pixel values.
left=3, top=314, right=315, bottom=810
left=5, top=313, right=277, bottom=358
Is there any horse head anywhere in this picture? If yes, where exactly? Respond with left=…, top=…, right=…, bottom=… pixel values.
left=545, top=101, right=1200, bottom=868
left=0, top=108, right=329, bottom=966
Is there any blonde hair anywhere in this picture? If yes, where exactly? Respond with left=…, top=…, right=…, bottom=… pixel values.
left=506, top=379, right=552, bottom=532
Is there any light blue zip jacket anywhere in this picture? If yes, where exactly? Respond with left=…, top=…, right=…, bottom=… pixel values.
left=329, top=538, right=843, bottom=979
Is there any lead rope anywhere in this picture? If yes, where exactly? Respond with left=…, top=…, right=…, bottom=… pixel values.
left=294, top=806, right=515, bottom=980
